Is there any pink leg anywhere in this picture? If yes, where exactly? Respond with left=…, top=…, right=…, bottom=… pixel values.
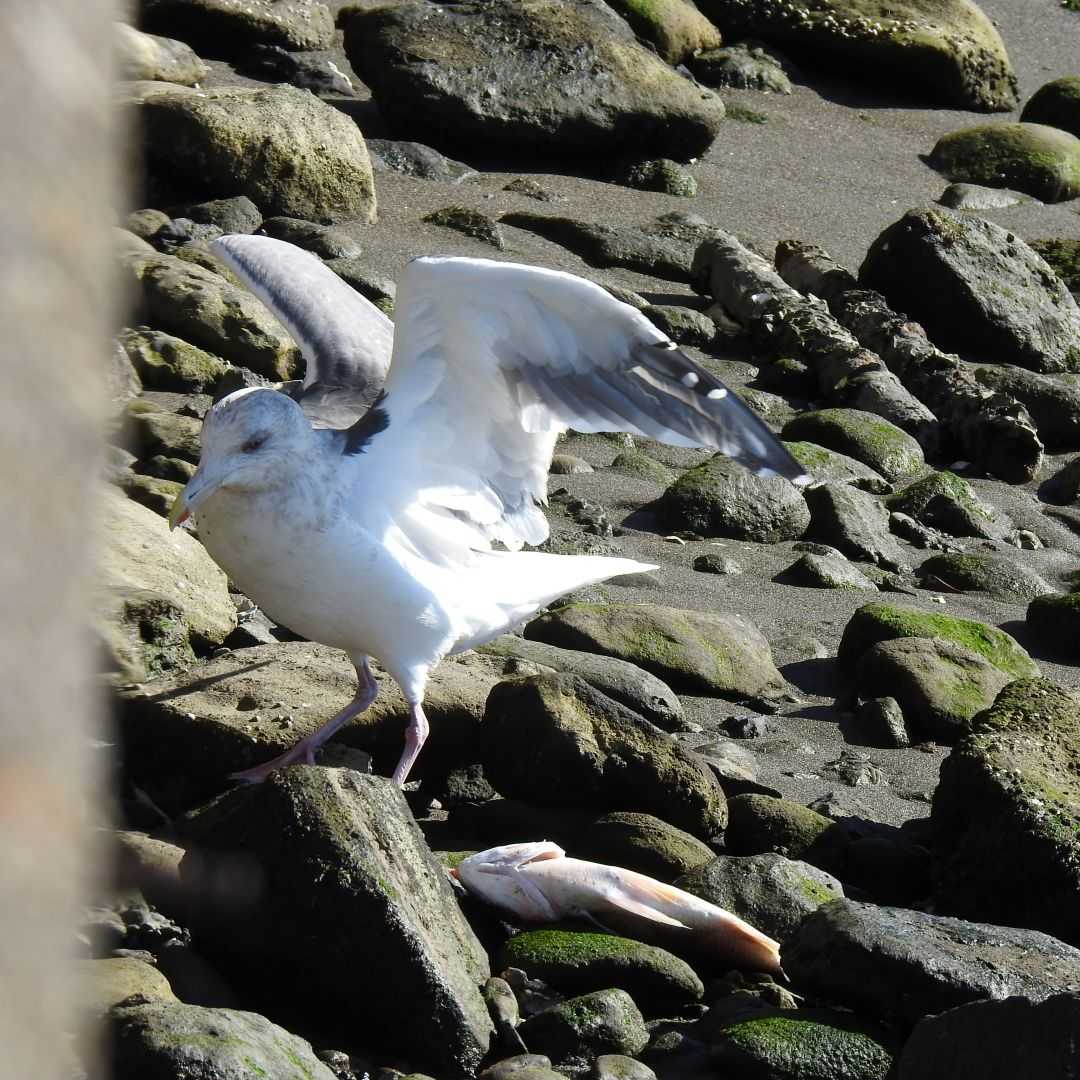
left=390, top=701, right=430, bottom=787
left=230, top=657, right=377, bottom=783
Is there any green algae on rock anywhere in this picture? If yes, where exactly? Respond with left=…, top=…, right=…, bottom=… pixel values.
left=609, top=447, right=677, bottom=484
left=886, top=471, right=992, bottom=526
left=518, top=988, right=649, bottom=1065
left=838, top=601, right=1038, bottom=678
left=575, top=811, right=715, bottom=881
left=783, top=440, right=889, bottom=492
left=1030, top=238, right=1080, bottom=297
left=725, top=794, right=833, bottom=859
left=119, top=327, right=231, bottom=394
left=1021, top=76, right=1080, bottom=140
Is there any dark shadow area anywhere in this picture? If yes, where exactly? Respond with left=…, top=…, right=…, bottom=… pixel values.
left=781, top=656, right=840, bottom=698
left=638, top=290, right=707, bottom=307
left=999, top=618, right=1061, bottom=665
left=138, top=658, right=275, bottom=703
left=790, top=702, right=843, bottom=724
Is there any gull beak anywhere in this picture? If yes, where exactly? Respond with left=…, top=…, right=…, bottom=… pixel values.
left=168, top=490, right=191, bottom=530
left=168, top=467, right=224, bottom=531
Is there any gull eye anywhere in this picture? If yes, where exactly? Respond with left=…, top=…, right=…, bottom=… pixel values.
left=242, top=433, right=269, bottom=454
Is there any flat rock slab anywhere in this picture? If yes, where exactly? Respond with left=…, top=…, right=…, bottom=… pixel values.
left=343, top=0, right=725, bottom=159
left=178, top=768, right=493, bottom=1072
left=933, top=679, right=1080, bottom=947
left=783, top=899, right=1080, bottom=1021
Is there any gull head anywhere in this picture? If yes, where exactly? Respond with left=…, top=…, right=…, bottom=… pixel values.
left=169, top=388, right=313, bottom=529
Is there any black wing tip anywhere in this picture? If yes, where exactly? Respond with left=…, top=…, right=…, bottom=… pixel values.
left=343, top=390, right=390, bottom=455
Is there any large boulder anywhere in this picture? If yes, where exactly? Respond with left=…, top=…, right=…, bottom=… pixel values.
left=137, top=84, right=376, bottom=222
left=524, top=601, right=787, bottom=700
left=917, top=553, right=1053, bottom=602
left=885, top=470, right=997, bottom=537
left=178, top=768, right=494, bottom=1072
left=803, top=483, right=905, bottom=568
left=604, top=0, right=722, bottom=65
left=1022, top=76, right=1080, bottom=140
left=861, top=207, right=1080, bottom=372
left=343, top=0, right=726, bottom=159
left=694, top=0, right=1016, bottom=111
left=974, top=365, right=1080, bottom=448
left=932, top=679, right=1080, bottom=946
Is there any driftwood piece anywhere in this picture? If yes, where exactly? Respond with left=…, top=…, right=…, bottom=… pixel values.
left=774, top=240, right=1043, bottom=484
left=691, top=233, right=940, bottom=453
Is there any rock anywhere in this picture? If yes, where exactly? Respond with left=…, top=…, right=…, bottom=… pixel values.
left=783, top=441, right=890, bottom=493
left=785, top=552, right=878, bottom=591
left=100, top=488, right=234, bottom=681
left=885, top=471, right=997, bottom=538
left=641, top=305, right=716, bottom=348
left=258, top=216, right=363, bottom=259
left=482, top=673, right=727, bottom=841
left=423, top=206, right=505, bottom=249
left=614, top=159, right=697, bottom=197
left=609, top=448, right=676, bottom=485
left=861, top=207, right=1080, bottom=372
left=1021, top=76, right=1080, bottom=140
left=595, top=1055, right=656, bottom=1080
left=137, top=454, right=196, bottom=483
left=479, top=634, right=683, bottom=732
left=324, top=258, right=397, bottom=313
left=172, top=195, right=262, bottom=234
left=604, top=0, right=721, bottom=64
left=115, top=831, right=185, bottom=909
left=675, top=853, right=843, bottom=943
left=656, top=455, right=810, bottom=543
left=366, top=139, right=476, bottom=182
left=485, top=976, right=527, bottom=1055
left=124, top=400, right=203, bottom=462
left=110, top=1001, right=338, bottom=1080
left=698, top=0, right=1016, bottom=109
left=497, top=930, right=703, bottom=1014
left=838, top=601, right=1038, bottom=678
left=854, top=697, right=909, bottom=749
left=1027, top=592, right=1080, bottom=654
left=179, top=769, right=493, bottom=1071
left=574, top=812, right=715, bottom=881
left=81, top=957, right=177, bottom=1015
left=693, top=738, right=780, bottom=799
left=117, top=472, right=183, bottom=518
left=938, top=182, right=1031, bottom=209
left=856, top=636, right=1012, bottom=742
left=706, top=1010, right=895, bottom=1080
left=690, top=43, right=793, bottom=94
left=974, top=365, right=1080, bottom=447
left=933, top=678, right=1080, bottom=945
left=140, top=0, right=335, bottom=55
left=918, top=553, right=1053, bottom=601
left=518, top=989, right=648, bottom=1066
left=138, top=84, right=376, bottom=222
left=896, top=993, right=1080, bottom=1080
left=803, top=483, right=905, bottom=569
left=1031, top=238, right=1080, bottom=298
left=781, top=409, right=924, bottom=484
left=126, top=208, right=172, bottom=241
left=237, top=44, right=356, bottom=96
left=481, top=1056, right=561, bottom=1080
left=123, top=250, right=298, bottom=379
left=783, top=899, right=1080, bottom=1021
left=724, top=794, right=833, bottom=859
left=118, top=327, right=230, bottom=393
left=116, top=23, right=208, bottom=86
left=550, top=454, right=594, bottom=475
left=343, top=0, right=726, bottom=159
left=108, top=340, right=144, bottom=403
left=692, top=553, right=742, bottom=575
left=424, top=762, right=496, bottom=808
left=524, top=601, right=788, bottom=700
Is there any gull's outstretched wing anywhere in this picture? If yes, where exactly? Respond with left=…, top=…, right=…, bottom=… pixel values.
left=213, top=234, right=393, bottom=429
left=352, top=256, right=810, bottom=556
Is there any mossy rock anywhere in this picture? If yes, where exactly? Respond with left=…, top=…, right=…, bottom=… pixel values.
left=928, top=122, right=1080, bottom=202
left=497, top=930, right=703, bottom=1013
left=82, top=957, right=177, bottom=1017
left=119, top=327, right=231, bottom=393
left=918, top=553, right=1053, bottom=602
left=1030, top=237, right=1080, bottom=296
left=604, top=0, right=722, bottom=65
left=575, top=811, right=714, bottom=881
left=1021, top=76, right=1080, bottom=141
left=518, top=989, right=648, bottom=1065
left=616, top=158, right=697, bottom=197
left=781, top=409, right=924, bottom=484
left=725, top=794, right=833, bottom=859
left=838, top=601, right=1038, bottom=678
left=886, top=471, right=993, bottom=527
left=1027, top=592, right=1080, bottom=655
left=783, top=440, right=889, bottom=492
left=608, top=448, right=676, bottom=484
left=117, top=473, right=184, bottom=519
left=423, top=206, right=504, bottom=249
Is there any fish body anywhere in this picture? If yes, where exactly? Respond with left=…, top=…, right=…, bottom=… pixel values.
left=454, top=842, right=782, bottom=975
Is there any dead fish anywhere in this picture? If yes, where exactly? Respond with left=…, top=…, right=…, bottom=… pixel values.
left=452, top=841, right=782, bottom=975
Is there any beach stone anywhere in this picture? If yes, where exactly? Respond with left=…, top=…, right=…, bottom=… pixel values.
left=124, top=401, right=202, bottom=462
left=110, top=1001, right=337, bottom=1080
left=140, top=0, right=335, bottom=54
left=783, top=899, right=1080, bottom=1021
left=896, top=993, right=1080, bottom=1080
left=614, top=159, right=697, bottom=197
left=480, top=634, right=683, bottom=732
left=172, top=195, right=261, bottom=234
left=498, top=931, right=703, bottom=1014
left=424, top=206, right=505, bottom=250
left=258, top=216, right=362, bottom=259
left=118, top=327, right=229, bottom=394
left=690, top=43, right=792, bottom=93
left=1027, top=592, right=1080, bottom=655
left=550, top=454, right=594, bottom=475
left=1032, top=237, right=1080, bottom=297
left=918, top=552, right=1053, bottom=601
left=138, top=84, right=377, bottom=222
left=116, top=23, right=207, bottom=86
left=933, top=678, right=1080, bottom=944
left=126, top=209, right=171, bottom=241
left=1041, top=454, right=1080, bottom=504
left=482, top=673, right=728, bottom=841
left=657, top=454, right=809, bottom=543
left=642, top=306, right=715, bottom=349
left=595, top=1056, right=656, bottom=1080
left=974, top=365, right=1080, bottom=447
left=518, top=989, right=648, bottom=1066
left=855, top=636, right=1012, bottom=742
left=725, top=794, right=833, bottom=859
left=706, top=1010, right=894, bottom=1080
left=783, top=441, right=889, bottom=493
left=803, top=483, right=905, bottom=569
left=693, top=738, right=779, bottom=799
left=123, top=250, right=298, bottom=379
left=838, top=601, right=1038, bottom=678
left=524, top=601, right=787, bottom=699
left=938, top=182, right=1030, bottom=209
left=609, top=448, right=676, bottom=485
left=885, top=470, right=997, bottom=538
left=481, top=1057, right=561, bottom=1080
left=782, top=409, right=924, bottom=484
left=366, top=139, right=476, bottom=182
left=117, top=472, right=183, bottom=518
left=100, top=488, right=234, bottom=682
left=1021, top=76, right=1080, bottom=140
left=692, top=553, right=742, bottom=575
left=237, top=44, right=355, bottom=96
left=81, top=957, right=177, bottom=1015
left=785, top=552, right=878, bottom=591
left=604, top=0, right=721, bottom=64
left=675, top=853, right=843, bottom=943
left=854, top=697, right=909, bottom=748
left=865, top=206, right=1080, bottom=374
left=574, top=812, right=714, bottom=881
left=343, top=0, right=726, bottom=159
left=179, top=768, right=493, bottom=1072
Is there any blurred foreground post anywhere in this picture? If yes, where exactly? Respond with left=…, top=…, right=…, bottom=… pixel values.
left=0, top=1, right=116, bottom=1077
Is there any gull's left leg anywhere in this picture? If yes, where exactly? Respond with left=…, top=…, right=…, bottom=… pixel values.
left=230, top=655, right=377, bottom=783
left=391, top=699, right=430, bottom=786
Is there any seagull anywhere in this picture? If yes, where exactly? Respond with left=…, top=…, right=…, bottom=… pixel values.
left=169, top=235, right=809, bottom=786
